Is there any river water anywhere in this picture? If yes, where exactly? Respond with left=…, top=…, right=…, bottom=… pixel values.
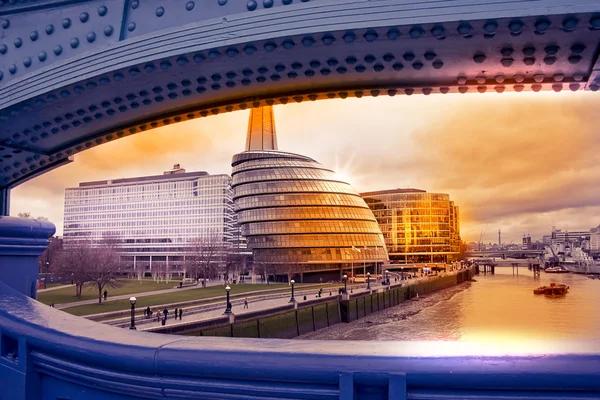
left=299, top=267, right=600, bottom=343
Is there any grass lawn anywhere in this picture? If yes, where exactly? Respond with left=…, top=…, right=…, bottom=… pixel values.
left=61, top=283, right=295, bottom=316
left=37, top=278, right=183, bottom=306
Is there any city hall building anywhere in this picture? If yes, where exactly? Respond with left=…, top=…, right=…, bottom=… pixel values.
left=231, top=106, right=388, bottom=282
left=360, top=189, right=461, bottom=264
left=63, top=164, right=246, bottom=276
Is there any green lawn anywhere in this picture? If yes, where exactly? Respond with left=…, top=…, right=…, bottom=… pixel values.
left=61, top=284, right=294, bottom=316
left=37, top=278, right=183, bottom=306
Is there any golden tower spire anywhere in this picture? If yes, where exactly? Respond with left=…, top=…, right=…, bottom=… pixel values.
left=245, top=106, right=278, bottom=151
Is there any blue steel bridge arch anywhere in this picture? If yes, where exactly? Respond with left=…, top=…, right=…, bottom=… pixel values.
left=0, top=0, right=600, bottom=210
left=2, top=3, right=600, bottom=399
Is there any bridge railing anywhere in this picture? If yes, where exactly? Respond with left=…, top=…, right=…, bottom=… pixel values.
left=1, top=281, right=600, bottom=400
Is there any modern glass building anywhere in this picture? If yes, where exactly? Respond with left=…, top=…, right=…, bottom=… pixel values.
left=360, top=189, right=461, bottom=264
left=63, top=164, right=246, bottom=276
left=231, top=106, right=388, bottom=282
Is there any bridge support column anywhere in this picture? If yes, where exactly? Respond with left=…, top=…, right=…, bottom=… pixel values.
left=0, top=217, right=55, bottom=298
left=0, top=188, right=10, bottom=216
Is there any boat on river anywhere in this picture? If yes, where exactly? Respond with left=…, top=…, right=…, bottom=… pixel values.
left=533, top=283, right=569, bottom=296
left=545, top=266, right=569, bottom=273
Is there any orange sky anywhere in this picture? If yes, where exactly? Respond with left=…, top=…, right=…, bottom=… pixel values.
left=11, top=92, right=600, bottom=243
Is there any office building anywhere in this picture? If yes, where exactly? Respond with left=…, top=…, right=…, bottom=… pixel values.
left=231, top=106, right=388, bottom=282
left=63, top=165, right=245, bottom=276
left=360, top=188, right=461, bottom=264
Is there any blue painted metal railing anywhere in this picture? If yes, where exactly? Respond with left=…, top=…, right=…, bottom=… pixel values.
left=2, top=219, right=600, bottom=399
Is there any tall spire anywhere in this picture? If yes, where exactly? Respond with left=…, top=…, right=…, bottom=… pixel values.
left=245, top=106, right=278, bottom=151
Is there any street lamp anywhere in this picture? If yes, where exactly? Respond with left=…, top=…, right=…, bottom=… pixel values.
left=367, top=272, right=371, bottom=290
left=289, top=279, right=296, bottom=302
left=224, top=285, right=232, bottom=314
left=385, top=270, right=389, bottom=285
left=129, top=297, right=137, bottom=330
left=343, top=274, right=348, bottom=293
left=401, top=266, right=404, bottom=281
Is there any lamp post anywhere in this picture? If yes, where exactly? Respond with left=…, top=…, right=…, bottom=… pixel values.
left=289, top=279, right=296, bottom=303
left=129, top=297, right=137, bottom=330
left=385, top=270, right=389, bottom=285
left=224, top=285, right=232, bottom=314
left=343, top=274, right=348, bottom=293
left=367, top=272, right=371, bottom=290
left=401, top=266, right=404, bottom=281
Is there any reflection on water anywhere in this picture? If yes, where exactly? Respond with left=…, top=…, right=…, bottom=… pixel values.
left=299, top=268, right=600, bottom=343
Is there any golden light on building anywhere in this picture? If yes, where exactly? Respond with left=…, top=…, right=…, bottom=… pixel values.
left=361, top=189, right=461, bottom=264
left=231, top=106, right=388, bottom=281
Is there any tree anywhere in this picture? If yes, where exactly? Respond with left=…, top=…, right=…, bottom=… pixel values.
left=185, top=235, right=225, bottom=286
left=86, top=232, right=124, bottom=304
left=52, top=244, right=90, bottom=299
left=18, top=212, right=48, bottom=220
left=51, top=233, right=123, bottom=303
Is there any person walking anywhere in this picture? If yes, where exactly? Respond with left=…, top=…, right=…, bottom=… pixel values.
left=103, top=290, right=108, bottom=301
left=163, top=308, right=169, bottom=321
left=146, top=306, right=151, bottom=317
left=174, top=307, right=178, bottom=318
left=243, top=298, right=248, bottom=309
left=50, top=302, right=54, bottom=308
left=156, top=311, right=160, bottom=323
left=178, top=308, right=182, bottom=320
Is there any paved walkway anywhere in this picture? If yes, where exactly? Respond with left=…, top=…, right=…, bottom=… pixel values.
left=55, top=282, right=206, bottom=310
left=139, top=270, right=468, bottom=332
left=38, top=284, right=74, bottom=293
left=140, top=286, right=373, bottom=332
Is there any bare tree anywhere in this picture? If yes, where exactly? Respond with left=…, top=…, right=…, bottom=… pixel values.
left=51, top=244, right=90, bottom=298
left=185, top=235, right=225, bottom=287
left=18, top=212, right=48, bottom=220
left=86, top=232, right=124, bottom=304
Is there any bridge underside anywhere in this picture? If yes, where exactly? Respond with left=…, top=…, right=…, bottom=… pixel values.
left=0, top=0, right=599, bottom=194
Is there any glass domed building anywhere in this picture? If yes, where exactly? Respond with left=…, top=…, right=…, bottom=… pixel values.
left=231, top=106, right=388, bottom=282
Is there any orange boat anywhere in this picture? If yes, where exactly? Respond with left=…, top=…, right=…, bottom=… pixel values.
left=533, top=283, right=569, bottom=296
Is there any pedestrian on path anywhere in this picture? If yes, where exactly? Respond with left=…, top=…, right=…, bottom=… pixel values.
left=163, top=308, right=169, bottom=320
left=178, top=308, right=182, bottom=320
left=156, top=311, right=161, bottom=323
left=244, top=298, right=248, bottom=309
left=103, top=290, right=108, bottom=301
left=146, top=306, right=151, bottom=317
left=174, top=307, right=178, bottom=318
left=50, top=302, right=54, bottom=308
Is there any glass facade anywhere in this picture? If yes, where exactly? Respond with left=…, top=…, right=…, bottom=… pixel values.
left=361, top=189, right=461, bottom=263
left=63, top=166, right=246, bottom=275
left=231, top=150, right=388, bottom=278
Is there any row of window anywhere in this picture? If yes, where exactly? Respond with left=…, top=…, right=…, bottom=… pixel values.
left=363, top=193, right=450, bottom=203
left=232, top=167, right=337, bottom=186
left=242, top=220, right=383, bottom=236
left=232, top=158, right=331, bottom=174
left=246, top=233, right=385, bottom=249
left=233, top=180, right=357, bottom=198
left=234, top=192, right=364, bottom=211
left=237, top=206, right=376, bottom=224
left=253, top=247, right=388, bottom=263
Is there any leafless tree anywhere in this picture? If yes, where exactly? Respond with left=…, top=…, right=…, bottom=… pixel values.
left=18, top=212, right=48, bottom=220
left=185, top=235, right=225, bottom=286
left=51, top=244, right=90, bottom=299
left=86, top=232, right=124, bottom=304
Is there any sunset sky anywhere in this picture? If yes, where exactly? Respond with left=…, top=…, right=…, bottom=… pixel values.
left=11, top=92, right=600, bottom=244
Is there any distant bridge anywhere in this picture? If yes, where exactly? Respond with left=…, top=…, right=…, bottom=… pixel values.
left=465, top=250, right=544, bottom=258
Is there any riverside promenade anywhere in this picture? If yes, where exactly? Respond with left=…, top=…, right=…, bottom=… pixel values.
left=137, top=267, right=474, bottom=337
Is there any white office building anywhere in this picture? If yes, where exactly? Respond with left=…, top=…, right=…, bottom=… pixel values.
left=63, top=164, right=246, bottom=276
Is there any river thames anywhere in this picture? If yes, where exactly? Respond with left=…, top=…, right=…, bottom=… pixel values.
left=299, top=267, right=600, bottom=343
